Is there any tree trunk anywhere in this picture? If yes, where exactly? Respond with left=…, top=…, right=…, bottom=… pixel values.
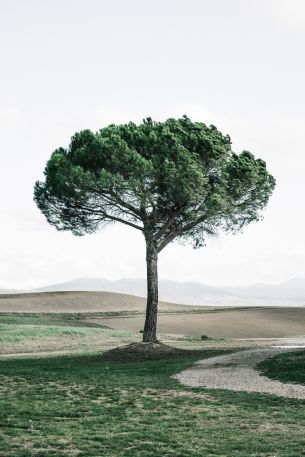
left=143, top=237, right=158, bottom=342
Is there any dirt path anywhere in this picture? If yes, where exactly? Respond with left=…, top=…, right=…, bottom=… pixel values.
left=174, top=347, right=305, bottom=399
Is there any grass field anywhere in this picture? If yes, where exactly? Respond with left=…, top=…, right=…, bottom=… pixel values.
left=259, top=350, right=305, bottom=385
left=0, top=314, right=135, bottom=355
left=1, top=311, right=305, bottom=456
left=2, top=350, right=305, bottom=457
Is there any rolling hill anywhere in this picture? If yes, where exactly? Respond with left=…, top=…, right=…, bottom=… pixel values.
left=1, top=290, right=305, bottom=338
left=0, top=290, right=199, bottom=313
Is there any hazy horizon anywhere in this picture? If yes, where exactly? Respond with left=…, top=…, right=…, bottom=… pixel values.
left=1, top=0, right=305, bottom=289
left=2, top=274, right=305, bottom=293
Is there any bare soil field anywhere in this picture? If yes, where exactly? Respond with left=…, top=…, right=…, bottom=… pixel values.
left=0, top=291, right=201, bottom=313
left=1, top=291, right=305, bottom=339
left=94, top=307, right=305, bottom=338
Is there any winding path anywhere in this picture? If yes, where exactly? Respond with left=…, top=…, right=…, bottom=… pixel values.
left=174, top=347, right=305, bottom=399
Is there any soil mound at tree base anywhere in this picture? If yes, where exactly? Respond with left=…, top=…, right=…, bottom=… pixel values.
left=102, top=342, right=201, bottom=361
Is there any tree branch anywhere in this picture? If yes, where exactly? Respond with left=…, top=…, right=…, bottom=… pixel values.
left=61, top=198, right=144, bottom=232
left=157, top=230, right=179, bottom=252
left=99, top=212, right=144, bottom=231
left=154, top=204, right=187, bottom=241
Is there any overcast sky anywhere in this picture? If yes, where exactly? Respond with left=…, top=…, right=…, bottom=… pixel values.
left=0, top=0, right=304, bottom=289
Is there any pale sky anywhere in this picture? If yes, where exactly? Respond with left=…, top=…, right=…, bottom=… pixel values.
left=0, top=0, right=305, bottom=289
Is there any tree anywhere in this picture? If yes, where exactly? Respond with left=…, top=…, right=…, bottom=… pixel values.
left=34, top=116, right=276, bottom=342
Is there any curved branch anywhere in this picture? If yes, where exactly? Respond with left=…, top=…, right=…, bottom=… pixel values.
left=96, top=211, right=144, bottom=231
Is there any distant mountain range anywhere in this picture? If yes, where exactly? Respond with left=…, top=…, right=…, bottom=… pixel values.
left=0, top=289, right=20, bottom=294
left=1, top=277, right=303, bottom=307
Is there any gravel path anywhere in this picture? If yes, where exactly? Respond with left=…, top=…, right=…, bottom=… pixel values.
left=174, top=347, right=305, bottom=399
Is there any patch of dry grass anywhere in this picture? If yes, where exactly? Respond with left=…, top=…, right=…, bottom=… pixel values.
left=0, top=319, right=138, bottom=355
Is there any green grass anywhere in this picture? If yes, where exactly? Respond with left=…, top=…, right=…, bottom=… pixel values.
left=1, top=352, right=305, bottom=456
left=1, top=316, right=305, bottom=456
left=0, top=315, right=135, bottom=355
left=0, top=314, right=107, bottom=327
left=259, top=349, right=305, bottom=385
left=0, top=323, right=132, bottom=344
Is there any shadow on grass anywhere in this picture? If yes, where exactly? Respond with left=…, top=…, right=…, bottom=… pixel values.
left=1, top=349, right=305, bottom=456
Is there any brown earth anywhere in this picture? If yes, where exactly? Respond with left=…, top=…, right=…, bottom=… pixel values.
left=0, top=291, right=202, bottom=313
left=1, top=291, right=305, bottom=339
left=93, top=307, right=305, bottom=338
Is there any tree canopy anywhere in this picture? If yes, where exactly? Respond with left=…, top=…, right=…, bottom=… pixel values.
left=34, top=116, right=276, bottom=252
left=34, top=116, right=276, bottom=342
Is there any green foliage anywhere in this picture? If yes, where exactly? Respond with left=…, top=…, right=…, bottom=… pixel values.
left=34, top=116, right=275, bottom=251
